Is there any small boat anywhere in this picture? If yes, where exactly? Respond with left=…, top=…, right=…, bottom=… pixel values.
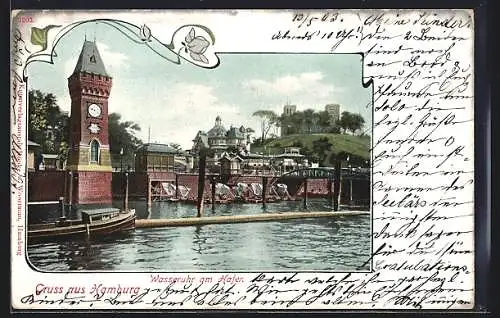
left=28, top=208, right=136, bottom=242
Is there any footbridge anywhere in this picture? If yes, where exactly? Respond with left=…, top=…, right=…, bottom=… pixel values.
left=275, top=167, right=370, bottom=181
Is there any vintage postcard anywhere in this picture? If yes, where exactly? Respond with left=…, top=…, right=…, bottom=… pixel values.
left=11, top=9, right=477, bottom=311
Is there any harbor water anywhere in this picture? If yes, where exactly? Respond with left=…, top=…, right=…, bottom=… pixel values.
left=27, top=199, right=372, bottom=272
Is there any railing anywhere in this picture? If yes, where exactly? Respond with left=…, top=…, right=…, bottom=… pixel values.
left=280, top=168, right=370, bottom=180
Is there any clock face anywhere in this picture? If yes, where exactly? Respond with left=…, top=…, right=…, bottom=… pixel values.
left=88, top=103, right=102, bottom=118
left=88, top=123, right=101, bottom=134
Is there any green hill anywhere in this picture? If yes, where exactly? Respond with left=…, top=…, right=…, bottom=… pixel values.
left=251, top=133, right=371, bottom=165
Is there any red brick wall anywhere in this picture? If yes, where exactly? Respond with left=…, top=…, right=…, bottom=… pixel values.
left=73, top=171, right=112, bottom=204
left=28, top=171, right=66, bottom=202
left=177, top=174, right=212, bottom=201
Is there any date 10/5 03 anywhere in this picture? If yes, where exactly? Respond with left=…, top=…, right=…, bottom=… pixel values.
left=16, top=16, right=34, bottom=24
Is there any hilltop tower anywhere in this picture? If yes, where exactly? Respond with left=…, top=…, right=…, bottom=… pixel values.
left=325, top=104, right=340, bottom=125
left=283, top=104, right=297, bottom=116
left=66, top=40, right=113, bottom=205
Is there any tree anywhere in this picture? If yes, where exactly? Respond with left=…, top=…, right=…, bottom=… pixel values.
left=169, top=143, right=182, bottom=151
left=317, top=110, right=332, bottom=130
left=291, top=140, right=304, bottom=148
left=303, top=109, right=315, bottom=133
left=108, top=113, right=143, bottom=168
left=348, top=113, right=365, bottom=135
left=337, top=111, right=351, bottom=134
left=312, top=137, right=333, bottom=166
left=28, top=89, right=69, bottom=157
left=279, top=109, right=344, bottom=135
left=279, top=111, right=304, bottom=135
left=273, top=118, right=281, bottom=136
left=278, top=114, right=291, bottom=135
left=329, top=126, right=341, bottom=134
left=337, top=111, right=365, bottom=135
left=300, top=145, right=316, bottom=164
left=252, top=110, right=278, bottom=141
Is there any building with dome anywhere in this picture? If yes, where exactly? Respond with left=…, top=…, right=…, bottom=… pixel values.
left=191, top=116, right=251, bottom=171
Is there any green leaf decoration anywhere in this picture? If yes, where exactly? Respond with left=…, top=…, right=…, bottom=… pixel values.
left=195, top=25, right=216, bottom=44
left=30, top=25, right=60, bottom=50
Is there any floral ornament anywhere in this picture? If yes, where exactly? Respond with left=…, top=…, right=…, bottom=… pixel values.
left=181, top=27, right=210, bottom=64
left=139, top=24, right=152, bottom=42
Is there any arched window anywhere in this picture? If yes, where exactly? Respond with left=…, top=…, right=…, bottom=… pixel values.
left=90, top=140, right=100, bottom=163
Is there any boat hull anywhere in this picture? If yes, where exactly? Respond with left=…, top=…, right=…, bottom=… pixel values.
left=28, top=210, right=136, bottom=242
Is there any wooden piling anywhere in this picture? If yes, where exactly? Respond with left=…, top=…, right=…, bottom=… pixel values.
left=68, top=171, right=73, bottom=209
left=333, top=160, right=341, bottom=211
left=328, top=177, right=333, bottom=209
left=303, top=177, right=308, bottom=209
left=339, top=175, right=343, bottom=205
left=58, top=197, right=65, bottom=218
left=147, top=175, right=152, bottom=209
left=211, top=176, right=216, bottom=213
left=124, top=172, right=129, bottom=212
left=63, top=172, right=67, bottom=206
left=197, top=151, right=207, bottom=218
left=175, top=174, right=179, bottom=199
left=349, top=178, right=353, bottom=205
left=262, top=176, right=267, bottom=208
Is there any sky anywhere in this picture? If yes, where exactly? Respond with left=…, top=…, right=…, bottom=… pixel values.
left=27, top=23, right=372, bottom=150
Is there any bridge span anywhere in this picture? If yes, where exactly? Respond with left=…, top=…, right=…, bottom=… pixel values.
left=274, top=167, right=370, bottom=181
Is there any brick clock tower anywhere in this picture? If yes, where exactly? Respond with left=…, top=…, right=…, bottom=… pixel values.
left=66, top=40, right=113, bottom=205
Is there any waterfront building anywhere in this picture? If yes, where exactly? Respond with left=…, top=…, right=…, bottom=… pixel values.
left=40, top=153, right=59, bottom=170
left=271, top=147, right=306, bottom=170
left=27, top=140, right=41, bottom=171
left=191, top=116, right=250, bottom=171
left=65, top=39, right=114, bottom=204
left=135, top=143, right=177, bottom=172
left=219, top=152, right=243, bottom=175
left=134, top=143, right=193, bottom=173
left=270, top=147, right=307, bottom=174
left=238, top=147, right=307, bottom=175
left=240, top=152, right=272, bottom=175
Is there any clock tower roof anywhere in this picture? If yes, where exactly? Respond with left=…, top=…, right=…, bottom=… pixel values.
left=72, top=40, right=109, bottom=77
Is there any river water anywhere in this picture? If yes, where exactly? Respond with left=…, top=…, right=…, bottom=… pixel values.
left=27, top=199, right=372, bottom=272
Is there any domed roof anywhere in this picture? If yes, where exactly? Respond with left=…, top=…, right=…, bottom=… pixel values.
left=208, top=125, right=226, bottom=137
left=207, top=116, right=226, bottom=137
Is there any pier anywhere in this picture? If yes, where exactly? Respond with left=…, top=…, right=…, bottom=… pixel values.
left=29, top=167, right=370, bottom=210
left=135, top=210, right=369, bottom=228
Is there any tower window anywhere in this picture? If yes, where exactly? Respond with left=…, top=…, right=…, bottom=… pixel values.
left=90, top=140, right=100, bottom=163
left=90, top=55, right=96, bottom=63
